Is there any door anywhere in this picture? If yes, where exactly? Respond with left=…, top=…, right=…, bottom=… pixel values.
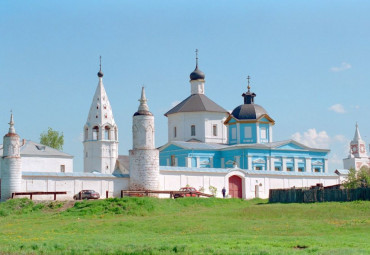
left=229, top=175, right=243, bottom=198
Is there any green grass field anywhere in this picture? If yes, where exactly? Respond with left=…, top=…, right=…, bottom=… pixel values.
left=0, top=198, right=369, bottom=254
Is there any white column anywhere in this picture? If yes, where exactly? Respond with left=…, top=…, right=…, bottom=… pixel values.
left=210, top=157, right=214, bottom=168
left=196, top=157, right=200, bottom=168
left=324, top=159, right=328, bottom=173
left=256, top=123, right=260, bottom=143
left=269, top=156, right=274, bottom=171
left=235, top=156, right=240, bottom=167
left=305, top=158, right=312, bottom=172
left=185, top=157, right=191, bottom=167
left=266, top=157, right=270, bottom=171
left=221, top=158, right=225, bottom=168
left=248, top=155, right=252, bottom=170
left=175, top=158, right=178, bottom=167
left=236, top=123, right=240, bottom=144
left=294, top=157, right=298, bottom=171
left=269, top=125, right=273, bottom=142
left=282, top=157, right=286, bottom=171
left=166, top=158, right=169, bottom=166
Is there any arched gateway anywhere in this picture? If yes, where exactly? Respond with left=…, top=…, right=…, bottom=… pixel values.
left=228, top=175, right=243, bottom=198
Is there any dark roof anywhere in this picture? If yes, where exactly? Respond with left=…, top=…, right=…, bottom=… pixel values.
left=165, top=94, right=228, bottom=116
left=133, top=110, right=153, bottom=116
left=231, top=104, right=268, bottom=120
left=190, top=67, right=205, bottom=80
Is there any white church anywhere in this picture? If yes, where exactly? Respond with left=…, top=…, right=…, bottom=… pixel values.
left=0, top=57, right=368, bottom=201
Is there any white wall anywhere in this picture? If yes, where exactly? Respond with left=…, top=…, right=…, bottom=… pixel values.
left=17, top=175, right=129, bottom=200
left=159, top=169, right=340, bottom=199
left=21, top=156, right=73, bottom=173
left=168, top=112, right=228, bottom=144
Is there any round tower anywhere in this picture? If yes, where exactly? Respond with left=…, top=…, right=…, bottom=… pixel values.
left=1, top=114, right=22, bottom=201
left=129, top=87, right=159, bottom=191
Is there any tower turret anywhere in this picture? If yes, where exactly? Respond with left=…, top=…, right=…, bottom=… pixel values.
left=83, top=58, right=119, bottom=174
left=343, top=123, right=370, bottom=170
left=1, top=113, right=22, bottom=201
left=129, top=87, right=159, bottom=191
left=190, top=49, right=205, bottom=95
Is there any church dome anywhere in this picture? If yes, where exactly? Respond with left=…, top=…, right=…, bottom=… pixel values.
left=190, top=67, right=205, bottom=80
left=231, top=103, right=268, bottom=120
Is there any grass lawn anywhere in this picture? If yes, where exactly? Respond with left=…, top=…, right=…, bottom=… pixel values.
left=0, top=198, right=369, bottom=254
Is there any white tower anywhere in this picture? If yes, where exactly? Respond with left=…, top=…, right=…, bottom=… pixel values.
left=83, top=59, right=118, bottom=174
left=129, top=87, right=159, bottom=191
left=343, top=123, right=370, bottom=170
left=1, top=114, right=22, bottom=201
left=165, top=50, right=229, bottom=144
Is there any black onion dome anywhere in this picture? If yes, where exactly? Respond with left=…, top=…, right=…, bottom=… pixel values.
left=231, top=104, right=268, bottom=120
left=190, top=67, right=205, bottom=80
left=97, top=70, right=104, bottom=77
left=133, top=110, right=153, bottom=116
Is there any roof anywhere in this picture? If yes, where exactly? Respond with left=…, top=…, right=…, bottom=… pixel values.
left=334, top=169, right=350, bottom=175
left=0, top=140, right=73, bottom=158
left=165, top=94, right=228, bottom=116
left=160, top=139, right=330, bottom=153
left=22, top=171, right=129, bottom=178
left=231, top=103, right=268, bottom=120
left=160, top=166, right=338, bottom=177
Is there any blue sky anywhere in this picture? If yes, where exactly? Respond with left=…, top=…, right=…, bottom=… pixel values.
left=0, top=1, right=369, bottom=171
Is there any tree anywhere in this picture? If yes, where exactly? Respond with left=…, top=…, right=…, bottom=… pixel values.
left=40, top=127, right=64, bottom=151
left=343, top=166, right=370, bottom=189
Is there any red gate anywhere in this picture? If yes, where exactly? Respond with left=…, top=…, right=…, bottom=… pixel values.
left=229, top=175, right=242, bottom=198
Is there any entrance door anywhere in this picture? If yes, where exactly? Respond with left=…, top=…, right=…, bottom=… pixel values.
left=229, top=175, right=242, bottom=198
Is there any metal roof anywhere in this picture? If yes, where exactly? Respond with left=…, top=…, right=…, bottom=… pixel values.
left=164, top=94, right=228, bottom=116
left=22, top=171, right=129, bottom=178
left=160, top=166, right=338, bottom=177
left=231, top=103, right=268, bottom=120
left=0, top=140, right=73, bottom=158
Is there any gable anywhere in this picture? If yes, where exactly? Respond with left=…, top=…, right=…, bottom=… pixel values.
left=276, top=142, right=306, bottom=150
left=259, top=117, right=270, bottom=122
left=159, top=144, right=184, bottom=152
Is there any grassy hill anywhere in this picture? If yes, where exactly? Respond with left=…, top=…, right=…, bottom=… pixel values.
left=0, top=197, right=369, bottom=254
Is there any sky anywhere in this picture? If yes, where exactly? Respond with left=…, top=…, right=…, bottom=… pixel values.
left=0, top=0, right=369, bottom=172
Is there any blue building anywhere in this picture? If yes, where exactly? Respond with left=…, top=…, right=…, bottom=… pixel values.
left=159, top=71, right=330, bottom=173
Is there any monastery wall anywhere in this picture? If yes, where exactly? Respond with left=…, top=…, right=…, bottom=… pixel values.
left=12, top=174, right=129, bottom=200
left=21, top=156, right=73, bottom=173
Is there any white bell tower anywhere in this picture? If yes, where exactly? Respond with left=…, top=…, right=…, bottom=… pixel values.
left=83, top=58, right=118, bottom=174
left=343, top=123, right=370, bottom=170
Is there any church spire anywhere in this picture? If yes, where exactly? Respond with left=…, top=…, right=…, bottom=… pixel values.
left=353, top=122, right=361, bottom=141
left=242, top=75, right=256, bottom=104
left=97, top=56, right=104, bottom=78
left=134, top=87, right=153, bottom=116
left=8, top=111, right=15, bottom=134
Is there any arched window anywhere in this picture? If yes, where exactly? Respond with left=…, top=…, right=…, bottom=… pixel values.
left=93, top=126, right=99, bottom=140
left=174, top=127, right=177, bottom=138
left=105, top=126, right=111, bottom=140
left=84, top=127, right=88, bottom=140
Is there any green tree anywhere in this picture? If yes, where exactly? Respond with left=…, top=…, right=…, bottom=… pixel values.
left=343, top=166, right=370, bottom=188
left=40, top=127, right=64, bottom=151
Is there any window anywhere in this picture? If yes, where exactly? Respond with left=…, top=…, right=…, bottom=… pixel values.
left=275, top=167, right=280, bottom=171
left=256, top=166, right=262, bottom=170
left=60, top=165, right=65, bottom=173
left=261, top=127, right=267, bottom=139
left=244, top=126, right=252, bottom=138
left=287, top=167, right=293, bottom=171
left=174, top=127, right=177, bottom=138
left=105, top=126, right=111, bottom=140
left=231, top=128, right=236, bottom=139
left=314, top=168, right=320, bottom=173
left=213, top=125, right=217, bottom=136
left=171, top=155, right=176, bottom=166
left=92, top=126, right=99, bottom=140
left=191, top=125, right=196, bottom=136
left=298, top=167, right=304, bottom=172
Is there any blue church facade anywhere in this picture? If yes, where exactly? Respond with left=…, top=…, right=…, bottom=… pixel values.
left=159, top=65, right=330, bottom=174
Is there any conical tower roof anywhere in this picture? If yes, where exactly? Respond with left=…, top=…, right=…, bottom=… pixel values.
left=134, top=87, right=153, bottom=116
left=86, top=68, right=116, bottom=127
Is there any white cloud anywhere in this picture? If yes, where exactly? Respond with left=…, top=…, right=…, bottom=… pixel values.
left=330, top=62, right=351, bottom=72
left=329, top=104, right=346, bottom=114
left=292, top=128, right=330, bottom=149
